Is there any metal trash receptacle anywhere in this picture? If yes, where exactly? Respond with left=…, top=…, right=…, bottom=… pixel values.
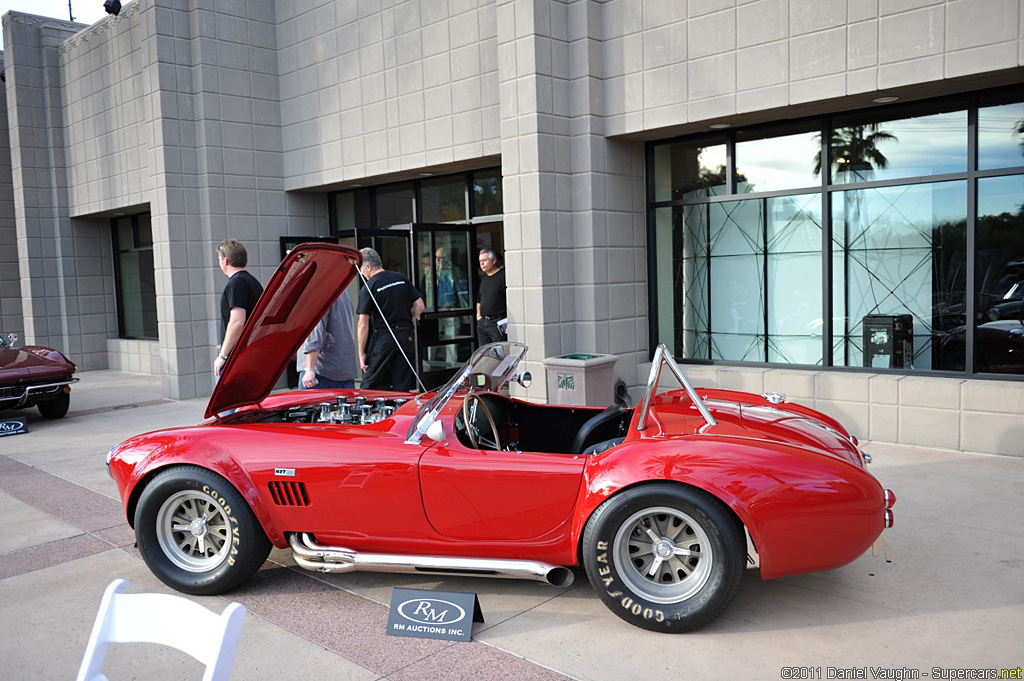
left=543, top=353, right=619, bottom=406
left=863, top=314, right=913, bottom=368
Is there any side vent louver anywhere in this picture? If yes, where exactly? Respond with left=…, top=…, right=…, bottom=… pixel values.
left=268, top=481, right=310, bottom=506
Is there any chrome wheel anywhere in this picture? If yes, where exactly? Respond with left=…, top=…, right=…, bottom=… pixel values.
left=613, top=505, right=713, bottom=604
left=155, top=490, right=231, bottom=573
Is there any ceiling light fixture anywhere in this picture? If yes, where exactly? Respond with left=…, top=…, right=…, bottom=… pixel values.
left=709, top=123, right=731, bottom=129
left=873, top=96, right=899, bottom=104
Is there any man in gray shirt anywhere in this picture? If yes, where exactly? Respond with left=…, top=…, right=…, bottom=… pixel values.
left=296, top=286, right=358, bottom=389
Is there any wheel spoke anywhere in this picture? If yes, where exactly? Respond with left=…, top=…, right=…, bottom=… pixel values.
left=644, top=526, right=661, bottom=543
left=665, top=518, right=687, bottom=541
left=669, top=554, right=695, bottom=577
left=628, top=538, right=655, bottom=556
left=672, top=545, right=693, bottom=557
left=675, top=531, right=699, bottom=547
left=172, top=523, right=191, bottom=532
left=646, top=555, right=665, bottom=577
left=196, top=534, right=208, bottom=555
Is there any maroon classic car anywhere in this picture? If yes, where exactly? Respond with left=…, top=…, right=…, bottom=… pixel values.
left=0, top=332, right=78, bottom=419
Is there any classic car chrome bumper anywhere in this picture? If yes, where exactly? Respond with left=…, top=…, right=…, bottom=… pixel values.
left=883, top=488, right=896, bottom=528
left=0, top=378, right=78, bottom=408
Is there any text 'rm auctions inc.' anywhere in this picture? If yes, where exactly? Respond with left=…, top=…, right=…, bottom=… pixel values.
left=781, top=667, right=1022, bottom=680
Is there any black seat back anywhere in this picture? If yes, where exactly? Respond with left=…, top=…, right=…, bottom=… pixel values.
left=570, top=405, right=627, bottom=455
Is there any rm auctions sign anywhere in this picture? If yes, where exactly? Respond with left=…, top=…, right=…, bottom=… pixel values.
left=386, top=588, right=483, bottom=642
left=0, top=417, right=28, bottom=437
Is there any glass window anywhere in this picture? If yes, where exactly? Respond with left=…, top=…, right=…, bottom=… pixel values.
left=735, top=130, right=821, bottom=193
left=113, top=214, right=158, bottom=340
left=974, top=175, right=1024, bottom=373
left=766, top=194, right=822, bottom=365
left=831, top=110, right=967, bottom=184
left=472, top=169, right=503, bottom=217
left=649, top=95, right=1023, bottom=378
left=421, top=177, right=467, bottom=222
left=978, top=102, right=1024, bottom=170
left=654, top=196, right=822, bottom=364
left=832, top=181, right=967, bottom=371
left=334, top=189, right=371, bottom=231
left=654, top=206, right=710, bottom=359
left=653, top=140, right=727, bottom=201
left=375, top=184, right=414, bottom=227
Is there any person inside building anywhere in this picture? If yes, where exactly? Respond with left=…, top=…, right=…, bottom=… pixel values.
left=214, top=239, right=263, bottom=379
left=297, top=283, right=358, bottom=389
left=476, top=247, right=507, bottom=345
left=434, top=246, right=459, bottom=364
left=357, top=247, right=425, bottom=391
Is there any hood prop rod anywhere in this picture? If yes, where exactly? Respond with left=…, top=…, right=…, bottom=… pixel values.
left=356, top=266, right=427, bottom=393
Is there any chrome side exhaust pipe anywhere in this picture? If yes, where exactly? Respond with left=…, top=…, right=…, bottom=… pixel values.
left=289, top=533, right=574, bottom=587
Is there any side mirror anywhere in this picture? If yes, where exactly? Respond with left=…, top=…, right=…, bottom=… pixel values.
left=426, top=418, right=445, bottom=442
left=514, top=371, right=532, bottom=388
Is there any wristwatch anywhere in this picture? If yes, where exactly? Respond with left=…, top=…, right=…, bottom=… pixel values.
left=218, top=353, right=228, bottom=361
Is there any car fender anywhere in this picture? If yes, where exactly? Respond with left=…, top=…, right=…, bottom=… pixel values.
left=25, top=346, right=76, bottom=371
left=574, top=435, right=885, bottom=580
left=111, top=427, right=284, bottom=547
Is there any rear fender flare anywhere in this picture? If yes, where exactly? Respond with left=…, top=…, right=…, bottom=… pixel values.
left=573, top=441, right=761, bottom=566
left=574, top=436, right=882, bottom=579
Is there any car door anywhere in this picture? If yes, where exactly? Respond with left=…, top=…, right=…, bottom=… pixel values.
left=418, top=433, right=586, bottom=542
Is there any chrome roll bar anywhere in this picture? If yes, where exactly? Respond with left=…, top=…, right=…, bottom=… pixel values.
left=636, top=344, right=716, bottom=431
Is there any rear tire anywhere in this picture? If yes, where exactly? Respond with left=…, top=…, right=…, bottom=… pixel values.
left=135, top=466, right=271, bottom=595
left=582, top=483, right=745, bottom=632
left=37, top=391, right=70, bottom=419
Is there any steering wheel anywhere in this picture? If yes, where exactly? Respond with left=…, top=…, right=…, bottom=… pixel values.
left=461, top=393, right=502, bottom=451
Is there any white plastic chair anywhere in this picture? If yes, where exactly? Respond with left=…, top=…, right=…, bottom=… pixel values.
left=76, top=579, right=247, bottom=681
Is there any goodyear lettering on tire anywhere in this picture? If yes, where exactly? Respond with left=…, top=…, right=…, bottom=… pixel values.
left=203, top=484, right=240, bottom=565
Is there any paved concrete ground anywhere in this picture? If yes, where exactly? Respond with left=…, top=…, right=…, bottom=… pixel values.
left=1, top=370, right=1021, bottom=680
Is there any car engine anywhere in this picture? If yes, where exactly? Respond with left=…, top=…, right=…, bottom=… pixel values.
left=280, top=395, right=409, bottom=425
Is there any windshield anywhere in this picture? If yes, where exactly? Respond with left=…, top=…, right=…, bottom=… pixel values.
left=406, top=341, right=528, bottom=444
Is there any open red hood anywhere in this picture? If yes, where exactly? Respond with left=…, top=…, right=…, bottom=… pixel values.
left=206, top=243, right=361, bottom=417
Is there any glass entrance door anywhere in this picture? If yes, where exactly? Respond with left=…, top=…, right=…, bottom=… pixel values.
left=414, top=226, right=477, bottom=387
left=337, top=223, right=478, bottom=388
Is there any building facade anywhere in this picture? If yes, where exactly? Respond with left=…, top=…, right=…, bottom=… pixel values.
left=2, top=0, right=1022, bottom=455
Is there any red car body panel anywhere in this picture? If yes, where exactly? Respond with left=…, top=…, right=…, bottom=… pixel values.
left=108, top=387, right=884, bottom=579
left=107, top=243, right=892, bottom=598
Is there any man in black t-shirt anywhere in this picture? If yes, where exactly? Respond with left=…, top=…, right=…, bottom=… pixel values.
left=476, top=248, right=507, bottom=345
left=356, top=247, right=425, bottom=391
left=215, top=239, right=263, bottom=378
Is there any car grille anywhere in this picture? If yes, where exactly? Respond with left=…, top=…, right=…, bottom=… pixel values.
left=268, top=481, right=310, bottom=506
left=0, top=386, right=26, bottom=400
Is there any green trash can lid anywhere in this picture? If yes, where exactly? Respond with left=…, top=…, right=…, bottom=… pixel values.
left=559, top=353, right=601, bottom=360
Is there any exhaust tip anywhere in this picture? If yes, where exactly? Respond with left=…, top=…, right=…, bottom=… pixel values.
left=546, top=566, right=574, bottom=587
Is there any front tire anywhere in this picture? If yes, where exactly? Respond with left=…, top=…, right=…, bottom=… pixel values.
left=582, top=483, right=745, bottom=633
left=135, top=466, right=271, bottom=595
left=37, top=391, right=70, bottom=418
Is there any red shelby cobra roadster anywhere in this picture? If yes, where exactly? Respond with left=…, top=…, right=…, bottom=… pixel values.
left=107, top=244, right=895, bottom=632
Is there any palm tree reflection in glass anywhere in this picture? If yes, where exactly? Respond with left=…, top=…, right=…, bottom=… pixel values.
left=814, top=124, right=899, bottom=364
